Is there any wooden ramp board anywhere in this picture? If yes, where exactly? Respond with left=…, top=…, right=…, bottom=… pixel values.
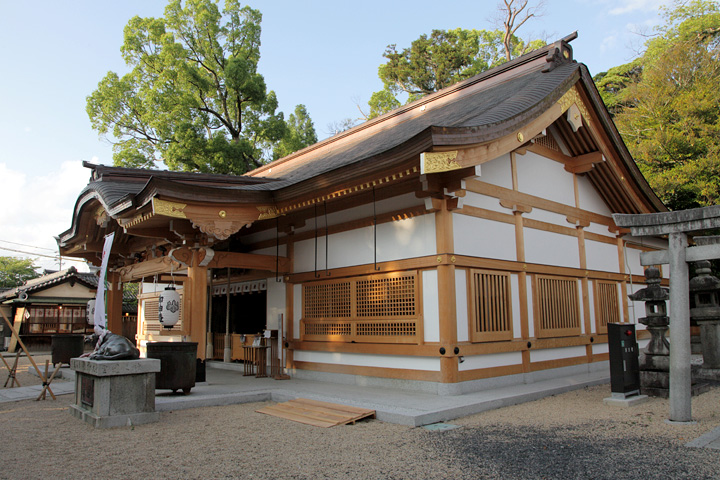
left=256, top=398, right=376, bottom=428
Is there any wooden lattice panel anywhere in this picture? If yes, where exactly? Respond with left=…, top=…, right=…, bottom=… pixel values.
left=470, top=270, right=513, bottom=342
left=301, top=271, right=420, bottom=344
left=304, top=321, right=352, bottom=336
left=594, top=280, right=620, bottom=333
left=355, top=274, right=416, bottom=318
left=534, top=134, right=560, bottom=151
left=356, top=321, right=416, bottom=336
left=534, top=275, right=581, bottom=338
left=303, top=281, right=351, bottom=319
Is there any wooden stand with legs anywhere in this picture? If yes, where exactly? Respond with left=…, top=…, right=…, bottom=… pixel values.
left=0, top=310, right=57, bottom=400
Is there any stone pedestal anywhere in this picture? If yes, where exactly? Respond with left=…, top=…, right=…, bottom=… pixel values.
left=70, top=357, right=161, bottom=428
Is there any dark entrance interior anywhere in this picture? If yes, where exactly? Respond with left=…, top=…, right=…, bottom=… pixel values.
left=210, top=291, right=267, bottom=335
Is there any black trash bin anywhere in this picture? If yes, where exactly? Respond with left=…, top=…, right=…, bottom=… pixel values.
left=51, top=334, right=85, bottom=366
left=146, top=342, right=197, bottom=394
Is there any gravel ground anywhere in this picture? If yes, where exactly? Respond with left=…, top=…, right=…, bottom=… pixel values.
left=1, top=354, right=719, bottom=480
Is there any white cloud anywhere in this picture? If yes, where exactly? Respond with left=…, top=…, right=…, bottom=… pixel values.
left=600, top=34, right=618, bottom=53
left=0, top=161, right=90, bottom=272
left=609, top=0, right=669, bottom=15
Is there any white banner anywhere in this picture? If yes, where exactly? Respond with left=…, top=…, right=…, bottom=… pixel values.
left=94, top=232, right=115, bottom=332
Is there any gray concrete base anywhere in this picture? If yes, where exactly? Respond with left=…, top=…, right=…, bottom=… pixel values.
left=603, top=394, right=650, bottom=407
left=70, top=358, right=161, bottom=429
left=686, top=426, right=720, bottom=449
left=289, top=361, right=610, bottom=397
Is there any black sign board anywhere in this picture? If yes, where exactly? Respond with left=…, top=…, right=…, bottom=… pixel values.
left=607, top=323, right=640, bottom=397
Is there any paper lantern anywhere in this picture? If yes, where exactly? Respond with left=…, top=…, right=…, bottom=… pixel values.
left=86, top=300, right=96, bottom=326
left=158, top=287, right=181, bottom=329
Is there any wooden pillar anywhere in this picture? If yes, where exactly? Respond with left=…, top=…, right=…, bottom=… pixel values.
left=106, top=271, right=123, bottom=335
left=617, top=236, right=630, bottom=322
left=285, top=234, right=295, bottom=369
left=512, top=153, right=531, bottom=372
left=188, top=250, right=208, bottom=360
left=577, top=227, right=592, bottom=361
left=436, top=199, right=458, bottom=384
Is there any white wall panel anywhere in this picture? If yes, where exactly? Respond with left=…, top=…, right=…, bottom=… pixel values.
left=524, top=228, right=580, bottom=269
left=462, top=191, right=507, bottom=213
left=623, top=245, right=646, bottom=277
left=576, top=173, right=612, bottom=215
left=454, top=215, right=516, bottom=261
left=423, top=270, right=440, bottom=343
left=586, top=239, right=621, bottom=273
left=477, top=153, right=513, bottom=189
left=515, top=151, right=575, bottom=206
left=511, top=274, right=522, bottom=339
left=265, top=279, right=286, bottom=330
left=524, top=207, right=569, bottom=226
left=592, top=343, right=609, bottom=355
left=293, top=350, right=441, bottom=371
left=458, top=351, right=523, bottom=371
left=456, top=269, right=469, bottom=343
left=293, top=284, right=302, bottom=340
left=530, top=345, right=587, bottom=362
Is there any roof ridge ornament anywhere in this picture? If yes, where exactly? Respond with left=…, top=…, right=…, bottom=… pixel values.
left=543, top=32, right=577, bottom=72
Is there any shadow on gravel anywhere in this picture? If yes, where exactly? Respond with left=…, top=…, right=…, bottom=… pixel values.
left=425, top=423, right=720, bottom=480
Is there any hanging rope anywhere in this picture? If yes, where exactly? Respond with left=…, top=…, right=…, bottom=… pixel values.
left=324, top=201, right=330, bottom=276
left=275, top=216, right=281, bottom=282
left=373, top=186, right=380, bottom=271
left=314, top=202, right=320, bottom=278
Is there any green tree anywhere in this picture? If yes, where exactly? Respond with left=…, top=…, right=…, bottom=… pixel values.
left=610, top=0, right=720, bottom=210
left=87, top=0, right=311, bottom=175
left=367, top=27, right=544, bottom=119
left=0, top=257, right=40, bottom=289
left=272, top=105, right=318, bottom=160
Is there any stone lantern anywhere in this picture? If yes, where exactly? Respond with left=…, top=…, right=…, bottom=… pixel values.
left=628, top=266, right=670, bottom=397
left=628, top=267, right=669, bottom=356
left=689, top=260, right=720, bottom=369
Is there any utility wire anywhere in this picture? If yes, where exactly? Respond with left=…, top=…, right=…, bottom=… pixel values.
left=0, top=238, right=56, bottom=252
left=0, top=245, right=86, bottom=263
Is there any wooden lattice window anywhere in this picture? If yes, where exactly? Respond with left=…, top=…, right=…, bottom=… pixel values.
left=303, top=282, right=351, bottom=319
left=301, top=272, right=419, bottom=344
left=469, top=270, right=513, bottom=342
left=534, top=275, right=581, bottom=338
left=140, top=291, right=184, bottom=334
left=594, top=280, right=621, bottom=333
left=356, top=275, right=416, bottom=317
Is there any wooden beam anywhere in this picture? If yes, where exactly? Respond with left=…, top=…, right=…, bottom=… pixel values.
left=207, top=251, right=290, bottom=273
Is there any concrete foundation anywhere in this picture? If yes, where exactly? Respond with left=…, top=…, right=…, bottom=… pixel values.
left=70, top=357, right=161, bottom=428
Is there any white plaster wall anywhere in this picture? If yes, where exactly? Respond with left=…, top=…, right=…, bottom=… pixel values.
left=461, top=191, right=507, bottom=213
left=265, top=279, right=286, bottom=331
left=293, top=284, right=302, bottom=340
left=584, top=222, right=614, bottom=237
left=586, top=240, right=621, bottom=273
left=576, top=174, right=613, bottom=215
left=422, top=269, right=440, bottom=343
left=249, top=244, right=286, bottom=257
left=515, top=151, right=575, bottom=206
left=293, top=215, right=436, bottom=273
left=526, top=274, right=535, bottom=338
left=623, top=245, right=646, bottom=277
left=293, top=350, right=441, bottom=371
left=511, top=274, right=522, bottom=339
left=454, top=215, right=517, bottom=261
left=477, top=153, right=513, bottom=189
left=529, top=345, right=587, bottom=363
left=523, top=207, right=570, bottom=226
left=592, top=343, right=609, bottom=355
left=33, top=284, right=94, bottom=298
left=524, top=228, right=580, bottom=269
left=458, top=351, right=523, bottom=371
left=456, top=269, right=469, bottom=343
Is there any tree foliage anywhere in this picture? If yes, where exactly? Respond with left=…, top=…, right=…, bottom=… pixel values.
left=0, top=257, right=40, bottom=289
left=367, top=21, right=544, bottom=119
left=272, top=105, right=317, bottom=160
left=601, top=0, right=720, bottom=211
left=87, top=0, right=315, bottom=175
